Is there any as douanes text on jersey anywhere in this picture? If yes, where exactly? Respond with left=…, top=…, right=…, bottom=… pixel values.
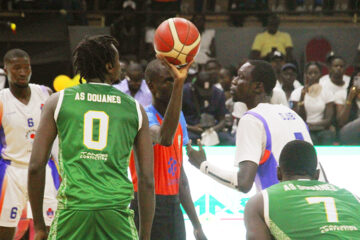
left=75, top=92, right=121, bottom=104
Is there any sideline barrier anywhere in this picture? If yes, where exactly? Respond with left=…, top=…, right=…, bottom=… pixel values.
left=182, top=146, right=360, bottom=240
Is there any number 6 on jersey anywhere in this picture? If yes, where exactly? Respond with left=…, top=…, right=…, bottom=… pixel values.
left=83, top=111, right=109, bottom=150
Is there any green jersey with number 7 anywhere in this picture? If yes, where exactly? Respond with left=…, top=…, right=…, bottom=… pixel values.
left=264, top=180, right=360, bottom=239
left=55, top=83, right=142, bottom=210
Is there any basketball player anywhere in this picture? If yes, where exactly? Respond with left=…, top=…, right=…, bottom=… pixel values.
left=0, top=49, right=59, bottom=239
left=28, top=35, right=155, bottom=240
left=244, top=140, right=360, bottom=239
left=187, top=60, right=326, bottom=193
left=129, top=57, right=206, bottom=240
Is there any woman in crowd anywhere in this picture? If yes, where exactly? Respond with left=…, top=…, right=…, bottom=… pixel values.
left=290, top=62, right=335, bottom=145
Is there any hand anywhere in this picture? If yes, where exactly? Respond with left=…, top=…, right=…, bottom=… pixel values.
left=194, top=226, right=207, bottom=240
left=34, top=229, right=48, bottom=240
left=348, top=86, right=360, bottom=102
left=156, top=54, right=194, bottom=83
left=186, top=139, right=206, bottom=169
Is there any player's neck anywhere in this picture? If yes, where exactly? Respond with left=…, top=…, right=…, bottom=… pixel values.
left=252, top=93, right=271, bottom=108
left=10, top=83, right=31, bottom=103
left=283, top=175, right=313, bottom=181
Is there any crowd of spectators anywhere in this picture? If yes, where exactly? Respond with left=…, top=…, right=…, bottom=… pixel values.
left=0, top=1, right=359, bottom=146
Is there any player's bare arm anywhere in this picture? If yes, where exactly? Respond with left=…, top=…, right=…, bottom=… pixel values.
left=244, top=193, right=272, bottom=240
left=28, top=92, right=59, bottom=239
left=150, top=55, right=193, bottom=146
left=179, top=166, right=207, bottom=240
left=133, top=105, right=155, bottom=240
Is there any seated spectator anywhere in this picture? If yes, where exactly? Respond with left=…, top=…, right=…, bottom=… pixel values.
left=228, top=0, right=269, bottom=27
left=269, top=51, right=289, bottom=107
left=219, top=67, right=235, bottom=134
left=110, top=1, right=141, bottom=61
left=192, top=14, right=216, bottom=66
left=319, top=56, right=350, bottom=103
left=142, top=16, right=168, bottom=62
left=291, top=62, right=335, bottom=145
left=194, top=0, right=216, bottom=13
left=276, top=63, right=302, bottom=102
left=182, top=71, right=235, bottom=145
left=113, top=62, right=152, bottom=107
left=339, top=70, right=360, bottom=145
left=250, top=14, right=294, bottom=63
left=269, top=50, right=286, bottom=80
left=353, top=41, right=360, bottom=71
left=204, top=59, right=221, bottom=89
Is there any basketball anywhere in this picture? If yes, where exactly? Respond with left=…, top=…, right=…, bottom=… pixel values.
left=154, top=17, right=201, bottom=66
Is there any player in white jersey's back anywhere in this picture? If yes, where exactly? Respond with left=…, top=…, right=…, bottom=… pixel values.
left=187, top=60, right=326, bottom=193
left=0, top=49, right=59, bottom=239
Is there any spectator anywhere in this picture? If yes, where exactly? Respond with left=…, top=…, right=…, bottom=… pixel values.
left=228, top=0, right=269, bottom=27
left=268, top=51, right=289, bottom=107
left=192, top=14, right=216, bottom=66
left=269, top=50, right=286, bottom=80
left=250, top=14, right=294, bottom=62
left=339, top=70, right=360, bottom=145
left=183, top=71, right=235, bottom=145
left=319, top=56, right=350, bottom=103
left=113, top=62, right=152, bottom=107
left=194, top=0, right=216, bottom=12
left=276, top=63, right=302, bottom=101
left=204, top=59, right=221, bottom=89
left=291, top=62, right=335, bottom=145
left=142, top=16, right=169, bottom=62
left=353, top=41, right=360, bottom=72
left=219, top=67, right=234, bottom=101
left=150, top=0, right=180, bottom=22
left=110, top=1, right=141, bottom=61
left=52, top=0, right=88, bottom=25
left=219, top=67, right=236, bottom=135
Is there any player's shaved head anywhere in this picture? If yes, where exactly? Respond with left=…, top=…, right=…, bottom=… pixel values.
left=4, top=48, right=30, bottom=65
left=279, top=140, right=318, bottom=179
left=145, top=59, right=166, bottom=84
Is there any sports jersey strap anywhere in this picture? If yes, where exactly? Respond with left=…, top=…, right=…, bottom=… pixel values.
left=244, top=111, right=272, bottom=164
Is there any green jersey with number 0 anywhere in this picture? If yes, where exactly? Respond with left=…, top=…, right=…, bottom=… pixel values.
left=55, top=83, right=142, bottom=210
left=264, top=180, right=360, bottom=239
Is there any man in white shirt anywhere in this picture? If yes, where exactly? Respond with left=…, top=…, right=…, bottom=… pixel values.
left=186, top=60, right=323, bottom=193
left=319, top=56, right=350, bottom=105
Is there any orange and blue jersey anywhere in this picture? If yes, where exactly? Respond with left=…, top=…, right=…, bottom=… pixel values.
left=129, top=105, right=189, bottom=195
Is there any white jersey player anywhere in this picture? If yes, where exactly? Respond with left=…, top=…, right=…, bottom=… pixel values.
left=186, top=60, right=326, bottom=193
left=0, top=49, right=58, bottom=239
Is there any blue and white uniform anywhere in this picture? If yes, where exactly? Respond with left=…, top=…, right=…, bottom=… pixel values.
left=0, top=84, right=59, bottom=227
left=235, top=103, right=313, bottom=190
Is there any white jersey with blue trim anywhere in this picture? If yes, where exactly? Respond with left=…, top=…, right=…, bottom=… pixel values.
left=235, top=103, right=312, bottom=190
left=0, top=84, right=50, bottom=165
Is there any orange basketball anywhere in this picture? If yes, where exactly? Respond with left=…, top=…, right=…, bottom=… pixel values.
left=154, top=17, right=201, bottom=66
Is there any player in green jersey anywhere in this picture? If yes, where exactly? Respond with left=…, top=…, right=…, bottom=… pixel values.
left=28, top=35, right=155, bottom=240
left=244, top=140, right=360, bottom=240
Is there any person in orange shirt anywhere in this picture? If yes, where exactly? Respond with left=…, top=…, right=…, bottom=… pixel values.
left=129, top=56, right=207, bottom=240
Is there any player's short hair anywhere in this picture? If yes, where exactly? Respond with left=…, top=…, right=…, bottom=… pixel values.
left=73, top=35, right=119, bottom=83
left=304, top=61, right=322, bottom=73
left=279, top=140, right=318, bottom=177
left=3, top=49, right=30, bottom=65
left=145, top=59, right=165, bottom=84
left=248, top=60, right=276, bottom=95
